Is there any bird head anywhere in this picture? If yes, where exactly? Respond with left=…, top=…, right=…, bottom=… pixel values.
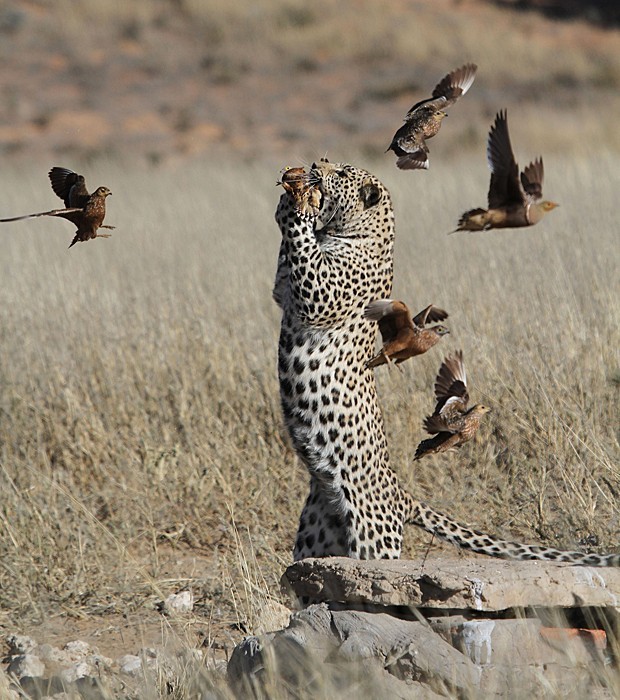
left=434, top=110, right=448, bottom=122
left=432, top=325, right=450, bottom=337
left=540, top=201, right=559, bottom=213
left=95, top=186, right=112, bottom=198
left=472, top=404, right=492, bottom=416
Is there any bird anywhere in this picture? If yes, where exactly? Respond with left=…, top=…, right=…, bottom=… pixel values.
left=414, top=350, right=491, bottom=460
left=452, top=110, right=559, bottom=232
left=0, top=167, right=114, bottom=248
left=364, top=300, right=449, bottom=368
left=387, top=63, right=477, bottom=170
left=276, top=166, right=321, bottom=216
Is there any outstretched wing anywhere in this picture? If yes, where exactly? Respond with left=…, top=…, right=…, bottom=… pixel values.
left=48, top=167, right=90, bottom=208
left=396, top=151, right=429, bottom=170
left=486, top=110, right=524, bottom=209
left=433, top=350, right=469, bottom=414
left=364, top=299, right=414, bottom=343
left=430, top=62, right=477, bottom=108
left=412, top=304, right=449, bottom=327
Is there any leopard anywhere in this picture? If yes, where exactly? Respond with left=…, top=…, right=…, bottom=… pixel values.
left=274, top=158, right=620, bottom=567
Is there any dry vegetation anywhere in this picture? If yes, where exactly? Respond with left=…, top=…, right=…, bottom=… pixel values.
left=0, top=148, right=618, bottom=695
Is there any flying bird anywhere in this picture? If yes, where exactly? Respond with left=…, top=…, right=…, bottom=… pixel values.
left=364, top=300, right=449, bottom=368
left=414, top=350, right=491, bottom=460
left=0, top=167, right=114, bottom=248
left=452, top=110, right=558, bottom=232
left=387, top=63, right=477, bottom=170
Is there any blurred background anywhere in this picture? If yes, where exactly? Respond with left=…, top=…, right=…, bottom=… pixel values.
left=1, top=0, right=619, bottom=168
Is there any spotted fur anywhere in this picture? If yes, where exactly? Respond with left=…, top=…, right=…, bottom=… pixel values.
left=274, top=159, right=620, bottom=566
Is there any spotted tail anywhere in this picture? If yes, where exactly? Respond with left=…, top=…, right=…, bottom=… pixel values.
left=405, top=496, right=620, bottom=566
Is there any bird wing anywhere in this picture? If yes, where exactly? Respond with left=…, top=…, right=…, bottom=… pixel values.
left=364, top=299, right=414, bottom=342
left=414, top=432, right=461, bottom=460
left=0, top=208, right=83, bottom=225
left=48, top=167, right=90, bottom=208
left=396, top=151, right=429, bottom=170
left=486, top=110, right=524, bottom=209
left=433, top=350, right=469, bottom=412
left=412, top=304, right=449, bottom=327
left=520, top=157, right=544, bottom=201
left=430, top=63, right=477, bottom=108
left=405, top=97, right=447, bottom=120
left=423, top=403, right=466, bottom=434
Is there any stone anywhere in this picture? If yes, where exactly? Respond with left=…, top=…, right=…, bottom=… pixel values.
left=59, top=661, right=92, bottom=683
left=5, top=634, right=36, bottom=655
left=228, top=603, right=480, bottom=697
left=118, top=654, right=142, bottom=677
left=163, top=590, right=194, bottom=614
left=62, top=640, right=92, bottom=660
left=253, top=600, right=291, bottom=634
left=283, top=556, right=620, bottom=611
left=7, top=652, right=45, bottom=679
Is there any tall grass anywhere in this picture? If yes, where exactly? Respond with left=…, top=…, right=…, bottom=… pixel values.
left=0, top=152, right=618, bottom=657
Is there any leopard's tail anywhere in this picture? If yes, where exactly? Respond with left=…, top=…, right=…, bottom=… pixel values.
left=404, top=495, right=620, bottom=566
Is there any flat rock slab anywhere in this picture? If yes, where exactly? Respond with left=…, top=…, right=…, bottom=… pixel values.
left=283, top=556, right=620, bottom=611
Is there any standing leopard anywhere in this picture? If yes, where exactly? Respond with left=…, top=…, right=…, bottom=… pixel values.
left=274, top=159, right=620, bottom=566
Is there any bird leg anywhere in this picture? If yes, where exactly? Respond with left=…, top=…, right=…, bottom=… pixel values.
left=96, top=233, right=112, bottom=239
left=100, top=225, right=116, bottom=230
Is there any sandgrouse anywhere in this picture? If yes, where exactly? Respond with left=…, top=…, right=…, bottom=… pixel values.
left=453, top=110, right=558, bottom=232
left=414, top=350, right=491, bottom=459
left=364, top=300, right=449, bottom=369
left=387, top=63, right=477, bottom=170
left=0, top=167, right=114, bottom=248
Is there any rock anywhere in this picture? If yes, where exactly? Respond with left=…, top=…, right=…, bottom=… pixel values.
left=7, top=652, right=45, bottom=679
left=59, top=661, right=92, bottom=683
left=62, top=640, right=92, bottom=660
left=6, top=634, right=36, bottom=655
left=253, top=600, right=291, bottom=634
left=118, top=654, right=142, bottom=677
left=228, top=603, right=479, bottom=697
left=283, top=556, right=620, bottom=611
left=163, top=590, right=194, bottom=614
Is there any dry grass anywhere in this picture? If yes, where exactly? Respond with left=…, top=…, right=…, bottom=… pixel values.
left=0, top=149, right=618, bottom=695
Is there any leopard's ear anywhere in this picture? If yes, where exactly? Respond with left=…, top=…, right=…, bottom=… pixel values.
left=360, top=180, right=382, bottom=209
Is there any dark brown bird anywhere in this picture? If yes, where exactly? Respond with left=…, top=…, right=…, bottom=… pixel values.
left=0, top=168, right=114, bottom=248
left=453, top=110, right=559, bottom=232
left=414, top=350, right=491, bottom=460
left=364, top=300, right=449, bottom=368
left=387, top=63, right=477, bottom=170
